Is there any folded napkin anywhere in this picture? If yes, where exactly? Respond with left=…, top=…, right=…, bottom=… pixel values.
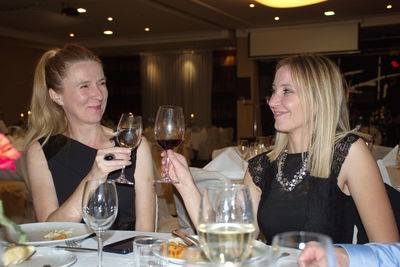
left=203, top=147, right=248, bottom=180
left=382, top=145, right=399, bottom=166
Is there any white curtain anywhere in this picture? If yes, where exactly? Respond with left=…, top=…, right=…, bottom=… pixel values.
left=140, top=51, right=212, bottom=128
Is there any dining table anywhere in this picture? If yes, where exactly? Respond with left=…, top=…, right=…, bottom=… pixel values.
left=50, top=230, right=295, bottom=267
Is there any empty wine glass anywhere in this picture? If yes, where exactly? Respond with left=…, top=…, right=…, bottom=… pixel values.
left=237, top=139, right=249, bottom=160
left=115, top=113, right=142, bottom=185
left=154, top=105, right=185, bottom=183
left=271, top=231, right=337, bottom=267
left=197, top=184, right=256, bottom=266
left=82, top=179, right=118, bottom=267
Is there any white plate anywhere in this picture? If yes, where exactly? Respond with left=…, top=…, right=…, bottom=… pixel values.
left=17, top=247, right=77, bottom=267
left=165, top=237, right=269, bottom=265
left=5, top=222, right=92, bottom=246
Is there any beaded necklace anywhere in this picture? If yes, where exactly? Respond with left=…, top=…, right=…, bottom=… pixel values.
left=276, top=150, right=308, bottom=192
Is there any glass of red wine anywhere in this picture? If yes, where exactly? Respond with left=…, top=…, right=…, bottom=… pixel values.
left=154, top=105, right=185, bottom=183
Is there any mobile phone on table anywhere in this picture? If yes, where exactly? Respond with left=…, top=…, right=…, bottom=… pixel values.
left=103, top=236, right=144, bottom=254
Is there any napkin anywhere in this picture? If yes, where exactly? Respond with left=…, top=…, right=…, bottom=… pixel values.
left=382, top=145, right=399, bottom=166
left=203, top=147, right=248, bottom=181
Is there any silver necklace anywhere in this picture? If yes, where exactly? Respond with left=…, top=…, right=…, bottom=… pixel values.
left=276, top=150, right=308, bottom=192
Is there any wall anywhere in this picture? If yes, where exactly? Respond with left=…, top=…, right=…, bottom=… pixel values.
left=0, top=41, right=44, bottom=125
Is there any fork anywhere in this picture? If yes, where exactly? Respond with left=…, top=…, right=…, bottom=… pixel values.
left=65, top=239, right=81, bottom=248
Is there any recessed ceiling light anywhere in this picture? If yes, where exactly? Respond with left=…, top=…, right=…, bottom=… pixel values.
left=249, top=3, right=255, bottom=8
left=103, top=30, right=113, bottom=35
left=386, top=4, right=392, bottom=9
left=69, top=33, right=75, bottom=37
left=324, top=10, right=335, bottom=16
left=144, top=27, right=150, bottom=32
left=274, top=16, right=280, bottom=21
left=77, top=8, right=86, bottom=13
left=107, top=17, right=113, bottom=21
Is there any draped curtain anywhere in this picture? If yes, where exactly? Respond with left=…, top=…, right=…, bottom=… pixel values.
left=140, top=51, right=212, bottom=128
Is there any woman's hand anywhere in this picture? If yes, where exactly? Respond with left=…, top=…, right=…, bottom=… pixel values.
left=161, top=150, right=195, bottom=188
left=88, top=147, right=132, bottom=179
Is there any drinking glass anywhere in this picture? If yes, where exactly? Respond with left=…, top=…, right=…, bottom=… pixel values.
left=82, top=179, right=118, bottom=267
left=271, top=231, right=337, bottom=267
left=115, top=113, right=142, bottom=185
left=197, top=184, right=256, bottom=266
left=237, top=139, right=249, bottom=160
left=154, top=105, right=185, bottom=183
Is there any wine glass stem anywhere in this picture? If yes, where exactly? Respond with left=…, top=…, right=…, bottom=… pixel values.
left=97, top=231, right=104, bottom=267
left=120, top=166, right=126, bottom=179
left=164, top=153, right=170, bottom=179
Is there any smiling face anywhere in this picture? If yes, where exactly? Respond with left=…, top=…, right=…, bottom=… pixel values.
left=269, top=65, right=307, bottom=138
left=49, top=60, right=107, bottom=126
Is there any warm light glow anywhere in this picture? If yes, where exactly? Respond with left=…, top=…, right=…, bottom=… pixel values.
left=274, top=16, right=280, bottom=21
left=107, top=17, right=113, bottom=21
left=249, top=3, right=255, bottom=8
left=27, top=111, right=32, bottom=115
left=190, top=113, right=195, bottom=118
left=77, top=8, right=86, bottom=13
left=144, top=27, right=150, bottom=32
left=324, top=10, right=335, bottom=16
left=255, top=0, right=327, bottom=8
left=69, top=33, right=75, bottom=37
left=103, top=30, right=113, bottom=35
left=386, top=4, right=392, bottom=9
left=20, top=113, right=24, bottom=118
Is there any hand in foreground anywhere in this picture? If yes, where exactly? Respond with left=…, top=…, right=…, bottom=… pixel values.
left=161, top=150, right=194, bottom=187
left=298, top=242, right=349, bottom=267
left=88, top=147, right=132, bottom=179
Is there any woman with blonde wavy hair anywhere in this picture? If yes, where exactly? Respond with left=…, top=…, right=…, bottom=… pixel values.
left=24, top=43, right=155, bottom=231
left=160, top=54, right=399, bottom=244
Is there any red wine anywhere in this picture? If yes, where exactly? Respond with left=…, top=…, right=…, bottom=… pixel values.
left=157, top=139, right=182, bottom=150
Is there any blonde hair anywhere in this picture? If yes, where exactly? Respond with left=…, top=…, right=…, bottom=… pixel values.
left=268, top=54, right=353, bottom=178
left=24, top=43, right=102, bottom=149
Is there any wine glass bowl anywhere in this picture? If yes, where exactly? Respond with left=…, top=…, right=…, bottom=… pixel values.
left=115, top=113, right=142, bottom=185
left=197, top=184, right=255, bottom=266
left=154, top=105, right=185, bottom=183
left=82, top=179, right=118, bottom=267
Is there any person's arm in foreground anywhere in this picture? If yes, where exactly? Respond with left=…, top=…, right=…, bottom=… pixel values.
left=298, top=242, right=400, bottom=267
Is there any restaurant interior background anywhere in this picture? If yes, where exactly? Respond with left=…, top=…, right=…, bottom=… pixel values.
left=1, top=0, right=400, bottom=150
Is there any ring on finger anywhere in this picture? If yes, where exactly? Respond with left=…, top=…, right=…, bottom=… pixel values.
left=104, top=153, right=116, bottom=161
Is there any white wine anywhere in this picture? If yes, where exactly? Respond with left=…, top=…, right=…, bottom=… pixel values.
left=117, top=128, right=141, bottom=149
left=197, top=222, right=255, bottom=264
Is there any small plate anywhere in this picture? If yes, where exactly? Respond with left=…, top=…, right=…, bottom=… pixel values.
left=4, top=222, right=92, bottom=246
left=165, top=236, right=269, bottom=265
left=17, top=247, right=77, bottom=267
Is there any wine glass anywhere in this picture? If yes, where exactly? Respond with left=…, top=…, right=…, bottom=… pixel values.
left=237, top=139, right=249, bottom=160
left=82, top=179, right=118, bottom=267
left=197, top=184, right=256, bottom=266
left=154, top=105, right=185, bottom=183
left=271, top=231, right=337, bottom=267
left=115, top=113, right=142, bottom=185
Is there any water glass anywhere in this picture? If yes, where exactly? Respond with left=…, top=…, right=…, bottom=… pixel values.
left=134, top=237, right=168, bottom=267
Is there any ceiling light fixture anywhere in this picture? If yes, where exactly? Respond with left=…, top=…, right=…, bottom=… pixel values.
left=274, top=16, right=280, bottom=20
left=249, top=3, right=255, bottom=8
left=69, top=33, right=75, bottom=37
left=324, top=10, right=335, bottom=16
left=107, top=17, right=113, bottom=21
left=77, top=8, right=86, bottom=13
left=103, top=30, right=113, bottom=35
left=255, top=0, right=327, bottom=8
left=144, top=27, right=150, bottom=32
left=386, top=4, right=392, bottom=9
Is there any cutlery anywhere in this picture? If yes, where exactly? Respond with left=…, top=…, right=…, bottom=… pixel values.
left=55, top=245, right=97, bottom=252
left=172, top=229, right=199, bottom=246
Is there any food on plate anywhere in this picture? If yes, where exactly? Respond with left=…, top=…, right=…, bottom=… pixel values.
left=2, top=244, right=36, bottom=266
left=44, top=229, right=73, bottom=240
left=167, top=241, right=188, bottom=259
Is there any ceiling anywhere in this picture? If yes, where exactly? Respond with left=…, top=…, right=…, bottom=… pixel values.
left=0, top=0, right=399, bottom=56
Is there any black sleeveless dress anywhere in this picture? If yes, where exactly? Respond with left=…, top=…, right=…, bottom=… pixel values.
left=248, top=134, right=360, bottom=244
left=39, top=134, right=136, bottom=230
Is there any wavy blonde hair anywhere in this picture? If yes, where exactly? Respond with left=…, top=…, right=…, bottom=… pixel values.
left=268, top=54, right=354, bottom=178
left=24, top=43, right=102, bottom=149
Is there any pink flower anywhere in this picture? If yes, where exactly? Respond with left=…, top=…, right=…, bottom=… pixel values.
left=0, top=133, right=20, bottom=172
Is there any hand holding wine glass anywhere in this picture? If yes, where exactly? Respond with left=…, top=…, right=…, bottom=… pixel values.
left=82, top=179, right=118, bottom=267
left=115, top=113, right=142, bottom=185
left=154, top=105, right=185, bottom=183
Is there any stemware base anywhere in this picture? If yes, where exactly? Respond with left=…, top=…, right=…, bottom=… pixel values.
left=153, top=178, right=179, bottom=184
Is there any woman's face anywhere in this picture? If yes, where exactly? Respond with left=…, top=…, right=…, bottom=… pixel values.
left=269, top=65, right=306, bottom=136
left=51, top=60, right=107, bottom=126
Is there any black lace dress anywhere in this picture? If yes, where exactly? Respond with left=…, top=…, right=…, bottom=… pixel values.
left=248, top=134, right=360, bottom=244
left=39, top=134, right=137, bottom=230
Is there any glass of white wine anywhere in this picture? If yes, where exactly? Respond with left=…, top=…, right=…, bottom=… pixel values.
left=197, top=184, right=256, bottom=266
